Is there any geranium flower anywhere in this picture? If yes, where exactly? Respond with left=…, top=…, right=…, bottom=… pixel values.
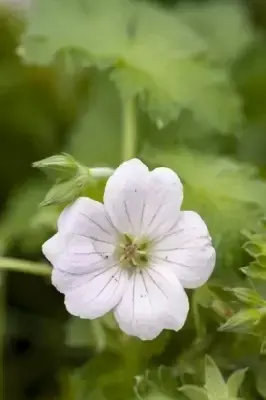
left=43, top=159, right=215, bottom=340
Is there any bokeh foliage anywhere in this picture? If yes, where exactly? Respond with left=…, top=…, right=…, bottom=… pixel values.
left=1, top=0, right=266, bottom=399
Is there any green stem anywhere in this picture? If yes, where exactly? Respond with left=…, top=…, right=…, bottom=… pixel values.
left=0, top=258, right=50, bottom=396
left=0, top=271, right=5, bottom=400
left=0, top=257, right=51, bottom=276
left=121, top=97, right=137, bottom=161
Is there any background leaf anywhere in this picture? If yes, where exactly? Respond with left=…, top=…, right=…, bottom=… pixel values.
left=179, top=385, right=208, bottom=400
left=2, top=1, right=266, bottom=399
left=22, top=0, right=244, bottom=131
left=204, top=355, right=228, bottom=400
left=227, top=368, right=248, bottom=398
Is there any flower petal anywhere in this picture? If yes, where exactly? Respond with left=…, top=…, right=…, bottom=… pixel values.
left=114, top=265, right=189, bottom=340
left=43, top=233, right=113, bottom=274
left=142, top=167, right=183, bottom=237
left=51, top=254, right=118, bottom=293
left=42, top=233, right=62, bottom=265
left=104, top=159, right=149, bottom=235
left=52, top=268, right=89, bottom=294
left=152, top=211, right=215, bottom=289
left=58, top=197, right=117, bottom=252
left=64, top=265, right=128, bottom=319
left=104, top=160, right=183, bottom=238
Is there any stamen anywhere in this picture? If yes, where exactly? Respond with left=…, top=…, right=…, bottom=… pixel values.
left=116, top=233, right=150, bottom=268
left=131, top=257, right=137, bottom=266
left=119, top=254, right=126, bottom=262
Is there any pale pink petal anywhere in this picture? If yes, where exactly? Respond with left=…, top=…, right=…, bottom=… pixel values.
left=64, top=265, right=129, bottom=319
left=141, top=167, right=183, bottom=238
left=42, top=233, right=62, bottom=265
left=104, top=160, right=183, bottom=238
left=104, top=159, right=149, bottom=235
left=114, top=265, right=189, bottom=340
left=58, top=197, right=117, bottom=253
left=43, top=233, right=113, bottom=274
left=152, top=211, right=215, bottom=288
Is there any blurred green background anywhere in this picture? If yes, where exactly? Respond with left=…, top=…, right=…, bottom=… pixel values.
left=2, top=0, right=266, bottom=399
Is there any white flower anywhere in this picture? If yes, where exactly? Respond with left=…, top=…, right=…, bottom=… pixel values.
left=42, top=159, right=215, bottom=340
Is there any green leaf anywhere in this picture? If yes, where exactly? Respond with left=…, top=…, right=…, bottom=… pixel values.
left=219, top=309, right=262, bottom=332
left=113, top=48, right=242, bottom=130
left=144, top=394, right=174, bottom=400
left=192, top=286, right=233, bottom=337
left=255, top=364, right=266, bottom=398
left=260, top=337, right=266, bottom=355
left=241, top=264, right=266, bottom=280
left=22, top=0, right=130, bottom=68
left=179, top=385, right=208, bottom=400
left=242, top=241, right=262, bottom=258
left=110, top=2, right=210, bottom=126
left=224, top=287, right=266, bottom=307
left=204, top=355, right=228, bottom=400
left=22, top=0, right=242, bottom=130
left=134, top=365, right=182, bottom=400
left=227, top=368, right=248, bottom=397
left=211, top=299, right=233, bottom=319
left=54, top=48, right=93, bottom=75
left=112, top=2, right=243, bottom=131
left=188, top=81, right=242, bottom=133
left=257, top=254, right=266, bottom=267
left=66, top=71, right=121, bottom=168
left=178, top=1, right=254, bottom=63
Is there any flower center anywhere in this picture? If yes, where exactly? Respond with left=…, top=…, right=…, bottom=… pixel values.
left=117, top=233, right=150, bottom=268
left=124, top=243, right=138, bottom=260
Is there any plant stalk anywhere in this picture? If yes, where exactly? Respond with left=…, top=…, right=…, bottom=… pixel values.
left=0, top=257, right=51, bottom=276
left=0, top=257, right=50, bottom=398
left=121, top=97, right=137, bottom=161
left=0, top=272, right=5, bottom=400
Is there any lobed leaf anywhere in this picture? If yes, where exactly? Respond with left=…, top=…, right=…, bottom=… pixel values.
left=22, top=0, right=243, bottom=130
left=204, top=355, right=228, bottom=400
left=219, top=309, right=262, bottom=332
left=178, top=1, right=254, bottom=63
left=227, top=368, right=248, bottom=398
left=224, top=287, right=266, bottom=307
left=179, top=385, right=208, bottom=400
left=22, top=0, right=130, bottom=68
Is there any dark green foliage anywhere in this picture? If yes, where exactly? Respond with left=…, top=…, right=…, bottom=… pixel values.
left=1, top=1, right=266, bottom=400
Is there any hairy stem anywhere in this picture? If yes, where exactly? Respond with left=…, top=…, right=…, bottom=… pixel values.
left=0, top=257, right=51, bottom=276
left=121, top=97, right=137, bottom=161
